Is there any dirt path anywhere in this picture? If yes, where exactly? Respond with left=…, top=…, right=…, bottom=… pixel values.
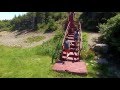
left=0, top=31, right=55, bottom=48
left=87, top=32, right=101, bottom=47
left=0, top=31, right=100, bottom=49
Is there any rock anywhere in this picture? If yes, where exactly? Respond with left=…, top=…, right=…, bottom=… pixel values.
left=94, top=56, right=98, bottom=60
left=97, top=58, right=108, bottom=64
left=93, top=44, right=108, bottom=54
left=96, top=72, right=100, bottom=75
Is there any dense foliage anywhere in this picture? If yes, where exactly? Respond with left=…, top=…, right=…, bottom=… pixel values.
left=0, top=20, right=11, bottom=31
left=0, top=12, right=67, bottom=32
left=99, top=14, right=120, bottom=57
left=79, top=12, right=117, bottom=32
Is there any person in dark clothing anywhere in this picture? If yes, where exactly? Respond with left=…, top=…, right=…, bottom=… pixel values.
left=63, top=37, right=72, bottom=59
left=74, top=29, right=79, bottom=50
left=68, top=12, right=75, bottom=22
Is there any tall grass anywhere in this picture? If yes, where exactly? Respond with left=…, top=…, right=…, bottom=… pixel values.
left=25, top=36, right=45, bottom=43
left=80, top=32, right=98, bottom=78
left=35, top=30, right=64, bottom=57
left=81, top=32, right=95, bottom=61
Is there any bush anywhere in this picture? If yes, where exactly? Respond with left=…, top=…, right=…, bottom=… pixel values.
left=86, top=50, right=95, bottom=60
left=0, top=27, right=11, bottom=31
left=80, top=12, right=117, bottom=32
left=81, top=32, right=95, bottom=61
left=0, top=20, right=11, bottom=31
left=99, top=13, right=120, bottom=57
left=35, top=30, right=64, bottom=57
left=81, top=49, right=95, bottom=61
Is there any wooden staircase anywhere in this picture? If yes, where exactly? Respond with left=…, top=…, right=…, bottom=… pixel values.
left=62, top=32, right=79, bottom=62
left=52, top=12, right=87, bottom=75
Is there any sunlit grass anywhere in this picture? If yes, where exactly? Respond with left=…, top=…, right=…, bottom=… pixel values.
left=25, top=36, right=45, bottom=43
left=0, top=45, right=83, bottom=78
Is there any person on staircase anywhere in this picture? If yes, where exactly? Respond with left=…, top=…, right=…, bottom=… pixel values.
left=74, top=29, right=79, bottom=51
left=68, top=12, right=75, bottom=34
left=68, top=12, right=75, bottom=22
left=63, top=37, right=72, bottom=60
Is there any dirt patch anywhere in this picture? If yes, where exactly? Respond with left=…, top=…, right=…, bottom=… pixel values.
left=0, top=31, right=55, bottom=48
left=87, top=32, right=101, bottom=47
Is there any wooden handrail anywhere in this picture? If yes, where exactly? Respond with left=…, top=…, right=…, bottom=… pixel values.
left=62, top=22, right=71, bottom=47
left=78, top=21, right=82, bottom=59
left=79, top=21, right=82, bottom=50
left=61, top=13, right=82, bottom=61
left=78, top=22, right=80, bottom=60
left=74, top=21, right=82, bottom=60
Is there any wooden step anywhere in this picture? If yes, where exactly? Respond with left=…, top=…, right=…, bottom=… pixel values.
left=66, top=37, right=74, bottom=40
left=67, top=35, right=74, bottom=37
left=68, top=40, right=79, bottom=43
left=62, top=51, right=79, bottom=57
left=62, top=48, right=79, bottom=52
left=69, top=33, right=74, bottom=35
left=68, top=40, right=75, bottom=43
left=68, top=34, right=74, bottom=36
left=70, top=45, right=78, bottom=48
left=62, top=56, right=79, bottom=62
left=52, top=60, right=87, bottom=75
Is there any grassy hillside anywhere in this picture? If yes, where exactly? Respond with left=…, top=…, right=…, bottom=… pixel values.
left=0, top=44, right=82, bottom=78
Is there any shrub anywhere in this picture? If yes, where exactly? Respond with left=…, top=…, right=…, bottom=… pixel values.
left=45, top=20, right=57, bottom=33
left=81, top=32, right=95, bottom=61
left=35, top=30, right=64, bottom=57
left=86, top=50, right=95, bottom=60
left=99, top=14, right=120, bottom=57
left=81, top=49, right=95, bottom=61
left=80, top=12, right=117, bottom=32
left=25, top=36, right=45, bottom=43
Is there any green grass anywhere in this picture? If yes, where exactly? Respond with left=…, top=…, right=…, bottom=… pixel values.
left=82, top=32, right=89, bottom=51
left=0, top=31, right=96, bottom=78
left=0, top=30, right=83, bottom=78
left=0, top=45, right=83, bottom=78
left=0, top=31, right=97, bottom=78
left=80, top=31, right=115, bottom=78
left=80, top=32, right=97, bottom=78
left=25, top=36, right=45, bottom=43
left=0, top=30, right=112, bottom=78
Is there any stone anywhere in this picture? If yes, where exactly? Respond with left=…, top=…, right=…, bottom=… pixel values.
left=93, top=44, right=108, bottom=54
left=97, top=58, right=108, bottom=64
left=94, top=56, right=98, bottom=60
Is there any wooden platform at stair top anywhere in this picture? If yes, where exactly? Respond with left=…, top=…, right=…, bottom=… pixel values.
left=52, top=60, right=87, bottom=75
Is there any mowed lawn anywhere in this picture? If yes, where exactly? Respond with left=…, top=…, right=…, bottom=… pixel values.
left=0, top=45, right=81, bottom=78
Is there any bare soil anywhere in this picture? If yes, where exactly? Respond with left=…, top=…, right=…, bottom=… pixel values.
left=0, top=31, right=55, bottom=48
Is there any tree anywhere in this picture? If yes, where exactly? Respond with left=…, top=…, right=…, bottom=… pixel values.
left=79, top=12, right=117, bottom=32
left=99, top=13, right=120, bottom=58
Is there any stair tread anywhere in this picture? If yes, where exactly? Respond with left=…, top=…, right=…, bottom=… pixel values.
left=68, top=40, right=79, bottom=43
left=60, top=31, right=81, bottom=61
left=62, top=56, right=79, bottom=61
left=63, top=51, right=79, bottom=56
left=63, top=48, right=79, bottom=52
